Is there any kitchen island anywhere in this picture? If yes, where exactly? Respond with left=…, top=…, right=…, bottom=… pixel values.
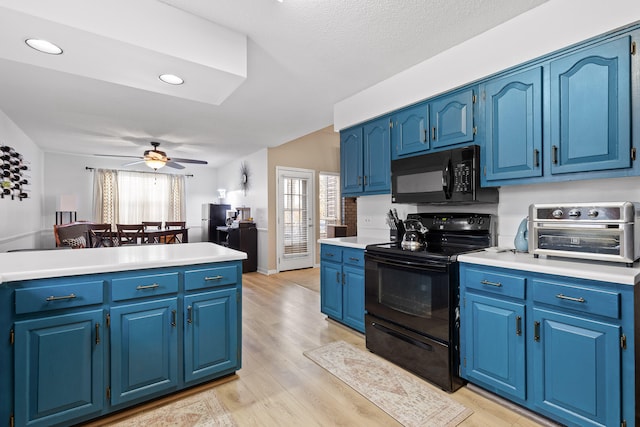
left=458, top=250, right=638, bottom=426
left=0, top=242, right=246, bottom=427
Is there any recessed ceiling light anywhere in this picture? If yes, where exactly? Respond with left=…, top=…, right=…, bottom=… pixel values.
left=159, top=74, right=184, bottom=85
left=25, top=38, right=63, bottom=55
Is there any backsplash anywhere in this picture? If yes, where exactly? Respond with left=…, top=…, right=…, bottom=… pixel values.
left=357, top=176, right=640, bottom=247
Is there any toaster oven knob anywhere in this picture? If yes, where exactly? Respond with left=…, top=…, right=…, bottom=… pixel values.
left=568, top=209, right=581, bottom=217
left=587, top=209, right=599, bottom=218
left=552, top=209, right=564, bottom=218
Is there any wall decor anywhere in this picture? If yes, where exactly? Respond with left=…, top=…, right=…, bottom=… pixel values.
left=1, top=145, right=30, bottom=201
left=240, top=161, right=250, bottom=195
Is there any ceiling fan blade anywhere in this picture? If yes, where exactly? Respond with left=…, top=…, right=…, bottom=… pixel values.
left=165, top=161, right=186, bottom=170
left=94, top=154, right=144, bottom=159
left=122, top=160, right=146, bottom=167
left=170, top=157, right=208, bottom=165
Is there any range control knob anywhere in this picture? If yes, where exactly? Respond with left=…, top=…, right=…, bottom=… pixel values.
left=587, top=209, right=599, bottom=218
left=568, top=209, right=581, bottom=218
left=552, top=209, right=564, bottom=219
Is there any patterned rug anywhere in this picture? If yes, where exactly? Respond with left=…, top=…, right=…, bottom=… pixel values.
left=304, top=341, right=473, bottom=427
left=108, top=388, right=236, bottom=427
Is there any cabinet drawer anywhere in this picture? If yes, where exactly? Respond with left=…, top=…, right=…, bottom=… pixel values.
left=15, top=280, right=104, bottom=314
left=111, top=272, right=179, bottom=301
left=185, top=265, right=237, bottom=291
left=321, top=245, right=343, bottom=262
left=532, top=279, right=620, bottom=319
left=343, top=248, right=364, bottom=267
left=464, top=268, right=526, bottom=299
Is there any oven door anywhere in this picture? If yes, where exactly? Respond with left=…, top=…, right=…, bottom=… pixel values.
left=364, top=252, right=454, bottom=343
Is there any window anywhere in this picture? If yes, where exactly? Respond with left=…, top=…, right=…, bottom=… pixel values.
left=319, top=172, right=341, bottom=239
left=93, top=169, right=185, bottom=225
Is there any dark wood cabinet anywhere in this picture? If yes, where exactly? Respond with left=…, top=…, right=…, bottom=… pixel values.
left=218, top=223, right=257, bottom=273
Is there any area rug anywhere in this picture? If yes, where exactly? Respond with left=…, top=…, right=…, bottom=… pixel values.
left=304, top=341, right=473, bottom=427
left=108, top=388, right=236, bottom=427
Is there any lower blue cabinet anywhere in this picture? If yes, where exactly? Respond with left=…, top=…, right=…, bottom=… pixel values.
left=14, top=310, right=104, bottom=427
left=110, top=298, right=179, bottom=406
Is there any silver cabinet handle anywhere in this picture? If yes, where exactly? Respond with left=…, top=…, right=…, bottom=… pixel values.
left=171, top=310, right=177, bottom=327
left=349, top=257, right=360, bottom=262
left=136, top=283, right=159, bottom=290
left=534, top=148, right=540, bottom=167
left=187, top=305, right=193, bottom=324
left=336, top=271, right=340, bottom=283
left=46, top=293, right=76, bottom=301
left=480, top=279, right=502, bottom=287
left=516, top=316, right=522, bottom=336
left=204, top=275, right=224, bottom=281
left=534, top=321, right=540, bottom=341
left=556, top=293, right=585, bottom=303
left=95, top=323, right=100, bottom=345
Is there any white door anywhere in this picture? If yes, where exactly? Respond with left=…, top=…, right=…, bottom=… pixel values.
left=277, top=167, right=315, bottom=272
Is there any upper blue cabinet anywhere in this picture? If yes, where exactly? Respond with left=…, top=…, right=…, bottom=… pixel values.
left=549, top=36, right=631, bottom=174
left=391, top=87, right=476, bottom=159
left=341, top=116, right=391, bottom=197
left=482, top=66, right=543, bottom=182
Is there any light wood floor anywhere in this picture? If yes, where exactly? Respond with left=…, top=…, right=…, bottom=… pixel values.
left=89, top=268, right=552, bottom=426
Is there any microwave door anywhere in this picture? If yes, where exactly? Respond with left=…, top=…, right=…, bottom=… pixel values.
left=442, top=156, right=453, bottom=199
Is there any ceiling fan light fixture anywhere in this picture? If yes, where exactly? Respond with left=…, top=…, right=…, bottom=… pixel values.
left=145, top=158, right=167, bottom=170
left=159, top=74, right=184, bottom=85
left=25, top=38, right=63, bottom=55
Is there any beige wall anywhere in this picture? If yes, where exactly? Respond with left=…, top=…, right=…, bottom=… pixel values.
left=267, top=125, right=340, bottom=271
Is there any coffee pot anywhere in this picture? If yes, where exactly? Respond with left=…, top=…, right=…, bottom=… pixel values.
left=401, top=219, right=428, bottom=251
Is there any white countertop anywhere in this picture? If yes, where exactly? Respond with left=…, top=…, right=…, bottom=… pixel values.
left=318, top=236, right=391, bottom=250
left=458, top=250, right=640, bottom=286
left=0, top=242, right=247, bottom=284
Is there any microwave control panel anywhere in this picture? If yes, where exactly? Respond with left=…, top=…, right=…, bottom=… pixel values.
left=453, top=162, right=472, bottom=193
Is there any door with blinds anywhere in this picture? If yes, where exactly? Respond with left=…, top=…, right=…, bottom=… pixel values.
left=276, top=167, right=315, bottom=272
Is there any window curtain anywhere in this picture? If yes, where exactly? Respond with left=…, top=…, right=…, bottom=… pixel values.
left=93, top=169, right=185, bottom=225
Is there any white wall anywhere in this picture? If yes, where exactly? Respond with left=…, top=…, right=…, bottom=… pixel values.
left=0, top=109, right=44, bottom=252
left=334, top=0, right=640, bottom=130
left=216, top=148, right=268, bottom=273
left=43, top=151, right=218, bottom=248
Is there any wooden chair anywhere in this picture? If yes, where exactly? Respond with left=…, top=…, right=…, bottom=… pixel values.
left=164, top=221, right=187, bottom=243
left=86, top=223, right=117, bottom=248
left=116, top=224, right=144, bottom=245
left=142, top=221, right=162, bottom=230
left=53, top=222, right=92, bottom=248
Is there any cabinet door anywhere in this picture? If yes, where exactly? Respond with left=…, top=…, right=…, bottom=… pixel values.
left=363, top=117, right=391, bottom=194
left=550, top=36, right=631, bottom=174
left=14, top=310, right=104, bottom=427
left=342, top=264, right=365, bottom=333
left=483, top=67, right=543, bottom=182
left=392, top=103, right=429, bottom=158
left=532, top=308, right=621, bottom=427
left=320, top=261, right=343, bottom=319
left=110, top=298, right=178, bottom=406
left=340, top=127, right=363, bottom=194
left=184, top=289, right=239, bottom=383
left=462, top=293, right=526, bottom=400
left=430, top=88, right=475, bottom=148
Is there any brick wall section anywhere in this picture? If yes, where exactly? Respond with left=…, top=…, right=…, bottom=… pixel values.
left=342, top=197, right=357, bottom=236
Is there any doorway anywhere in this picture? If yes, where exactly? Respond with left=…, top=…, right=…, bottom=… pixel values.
left=276, top=167, right=315, bottom=272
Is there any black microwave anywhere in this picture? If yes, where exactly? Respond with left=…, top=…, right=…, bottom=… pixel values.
left=391, top=145, right=498, bottom=204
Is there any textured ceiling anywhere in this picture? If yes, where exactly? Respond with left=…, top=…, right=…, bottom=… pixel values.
left=0, top=0, right=547, bottom=169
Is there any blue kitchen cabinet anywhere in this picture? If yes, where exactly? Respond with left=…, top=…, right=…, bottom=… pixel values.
left=549, top=35, right=631, bottom=175
left=320, top=244, right=365, bottom=333
left=184, top=288, right=238, bottom=383
left=430, top=88, right=476, bottom=149
left=482, top=66, right=543, bottom=182
left=110, top=298, right=179, bottom=406
left=340, top=116, right=391, bottom=197
left=391, top=102, right=430, bottom=158
left=459, top=263, right=634, bottom=427
left=14, top=310, right=104, bottom=427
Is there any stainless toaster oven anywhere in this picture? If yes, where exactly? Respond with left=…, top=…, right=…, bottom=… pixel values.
left=529, top=201, right=640, bottom=266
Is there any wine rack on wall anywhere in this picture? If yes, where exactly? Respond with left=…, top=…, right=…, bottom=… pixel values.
left=1, top=145, right=30, bottom=201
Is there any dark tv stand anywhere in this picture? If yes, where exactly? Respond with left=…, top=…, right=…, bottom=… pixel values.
left=216, top=223, right=257, bottom=273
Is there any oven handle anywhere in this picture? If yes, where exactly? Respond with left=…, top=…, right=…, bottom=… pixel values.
left=366, top=254, right=448, bottom=272
left=370, top=321, right=434, bottom=352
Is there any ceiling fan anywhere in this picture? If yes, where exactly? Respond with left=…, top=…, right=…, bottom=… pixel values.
left=96, top=142, right=208, bottom=170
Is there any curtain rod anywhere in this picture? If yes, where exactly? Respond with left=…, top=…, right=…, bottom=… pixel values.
left=85, top=166, right=193, bottom=177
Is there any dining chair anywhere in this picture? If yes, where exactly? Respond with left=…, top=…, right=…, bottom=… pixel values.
left=142, top=221, right=162, bottom=230
left=53, top=222, right=91, bottom=248
left=86, top=223, right=117, bottom=248
left=164, top=221, right=187, bottom=243
left=116, top=224, right=144, bottom=245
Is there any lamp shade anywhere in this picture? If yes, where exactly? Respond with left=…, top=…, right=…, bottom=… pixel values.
left=59, top=194, right=78, bottom=211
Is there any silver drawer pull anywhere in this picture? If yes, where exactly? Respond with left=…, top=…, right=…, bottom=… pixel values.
left=46, top=293, right=76, bottom=302
left=204, top=275, right=224, bottom=281
left=136, top=283, right=160, bottom=290
left=349, top=257, right=360, bottom=262
left=556, top=293, right=585, bottom=303
left=481, top=279, right=502, bottom=287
